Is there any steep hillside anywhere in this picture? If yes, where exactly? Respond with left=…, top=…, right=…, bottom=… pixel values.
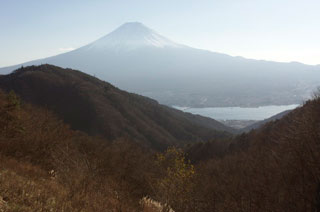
left=0, top=76, right=319, bottom=211
left=181, top=95, right=320, bottom=211
left=229, top=98, right=318, bottom=151
left=186, top=97, right=319, bottom=162
left=0, top=65, right=232, bottom=150
left=0, top=89, right=157, bottom=211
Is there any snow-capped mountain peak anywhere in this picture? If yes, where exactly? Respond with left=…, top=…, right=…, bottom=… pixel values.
left=87, top=22, right=182, bottom=50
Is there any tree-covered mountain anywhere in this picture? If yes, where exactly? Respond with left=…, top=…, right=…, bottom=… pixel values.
left=186, top=95, right=320, bottom=211
left=0, top=65, right=233, bottom=150
left=1, top=22, right=319, bottom=107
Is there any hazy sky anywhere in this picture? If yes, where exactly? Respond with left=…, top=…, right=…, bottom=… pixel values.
left=1, top=0, right=319, bottom=67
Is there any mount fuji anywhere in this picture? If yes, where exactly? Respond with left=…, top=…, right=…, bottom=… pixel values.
left=87, top=22, right=183, bottom=50
left=1, top=22, right=320, bottom=107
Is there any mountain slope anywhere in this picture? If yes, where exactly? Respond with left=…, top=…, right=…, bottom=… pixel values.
left=1, top=22, right=319, bottom=107
left=190, top=95, right=320, bottom=211
left=0, top=65, right=233, bottom=150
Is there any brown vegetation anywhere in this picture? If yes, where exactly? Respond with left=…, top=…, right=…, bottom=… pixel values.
left=0, top=67, right=319, bottom=211
left=0, top=90, right=154, bottom=211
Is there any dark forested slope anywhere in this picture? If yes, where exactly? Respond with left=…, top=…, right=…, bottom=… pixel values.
left=200, top=96, right=320, bottom=211
left=0, top=65, right=233, bottom=149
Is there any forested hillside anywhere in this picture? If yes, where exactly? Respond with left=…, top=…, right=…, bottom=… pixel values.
left=0, top=89, right=157, bottom=211
left=0, top=65, right=233, bottom=150
left=0, top=85, right=319, bottom=211
left=184, top=94, right=320, bottom=211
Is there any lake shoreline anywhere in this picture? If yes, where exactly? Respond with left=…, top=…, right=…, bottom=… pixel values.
left=173, top=104, right=300, bottom=121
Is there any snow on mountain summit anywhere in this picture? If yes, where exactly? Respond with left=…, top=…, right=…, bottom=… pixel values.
left=86, top=22, right=182, bottom=51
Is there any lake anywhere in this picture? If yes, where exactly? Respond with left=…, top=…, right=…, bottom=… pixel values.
left=173, top=104, right=300, bottom=120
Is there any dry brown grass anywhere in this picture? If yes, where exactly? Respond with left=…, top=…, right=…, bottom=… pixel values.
left=0, top=156, right=68, bottom=211
left=0, top=156, right=126, bottom=212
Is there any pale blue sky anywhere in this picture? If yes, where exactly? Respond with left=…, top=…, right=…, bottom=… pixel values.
left=1, top=0, right=319, bottom=67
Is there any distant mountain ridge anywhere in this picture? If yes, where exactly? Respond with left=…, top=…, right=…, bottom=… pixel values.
left=1, top=22, right=320, bottom=107
left=0, top=65, right=233, bottom=150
